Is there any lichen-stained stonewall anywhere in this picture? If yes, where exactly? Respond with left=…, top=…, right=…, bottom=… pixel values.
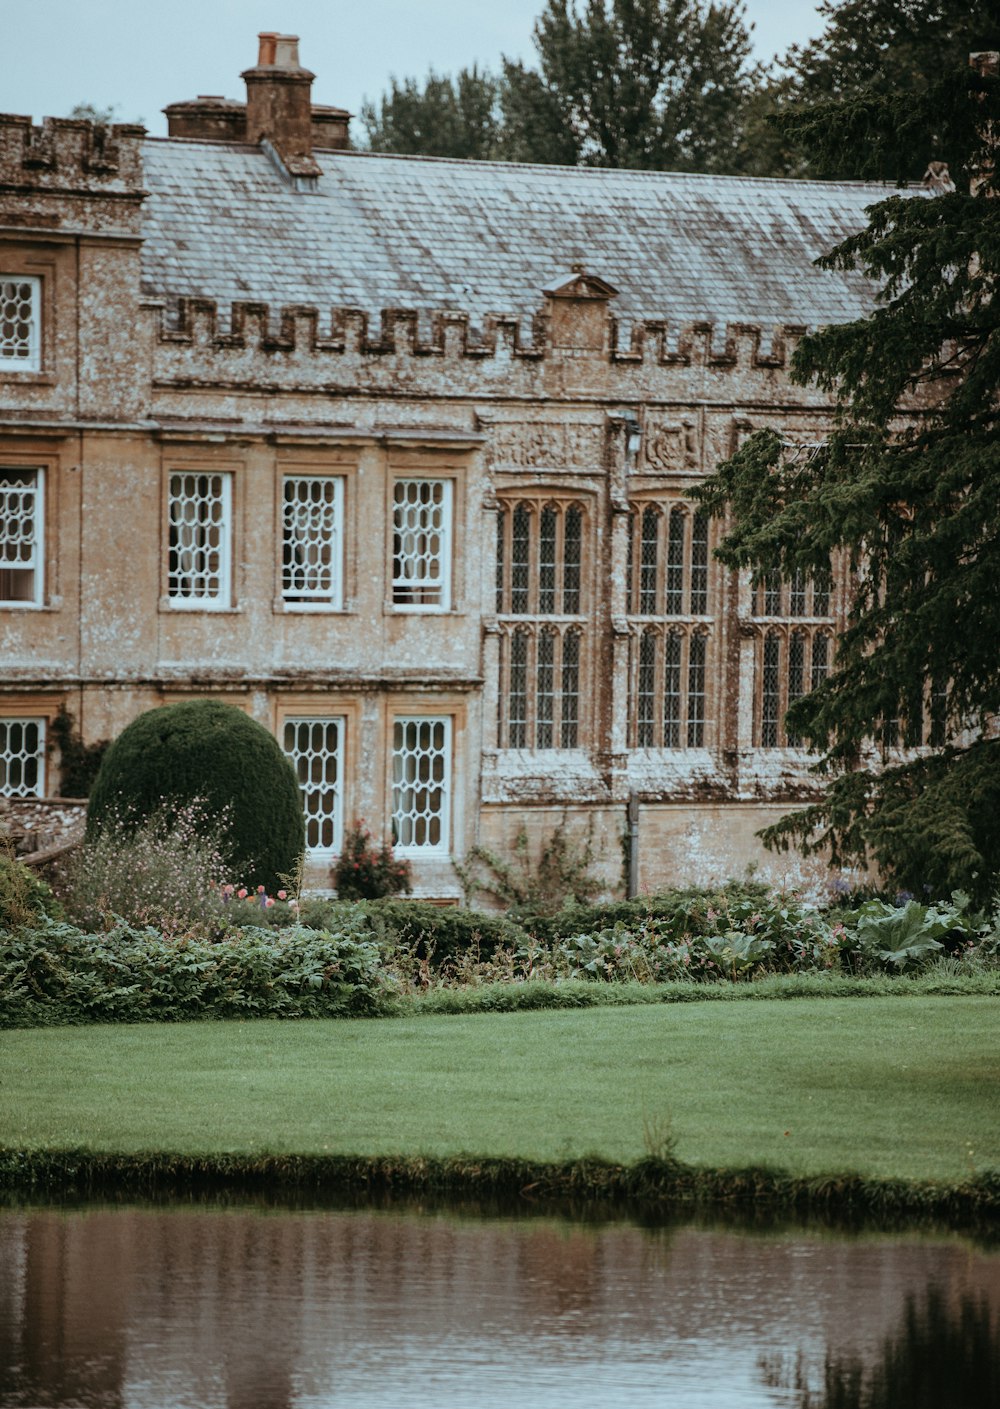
left=0, top=32, right=918, bottom=897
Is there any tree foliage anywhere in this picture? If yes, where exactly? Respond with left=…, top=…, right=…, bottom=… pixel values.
left=756, top=0, right=1000, bottom=179
left=361, top=66, right=504, bottom=160
left=696, top=61, right=1000, bottom=902
left=362, top=0, right=761, bottom=172
left=87, top=700, right=305, bottom=892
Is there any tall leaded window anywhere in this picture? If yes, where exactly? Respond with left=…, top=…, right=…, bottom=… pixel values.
left=392, top=479, right=452, bottom=609
left=754, top=566, right=833, bottom=619
left=0, top=717, right=45, bottom=797
left=282, top=476, right=343, bottom=607
left=392, top=716, right=451, bottom=853
left=625, top=502, right=713, bottom=748
left=496, top=499, right=587, bottom=749
left=0, top=469, right=43, bottom=606
left=168, top=471, right=232, bottom=607
left=282, top=717, right=344, bottom=858
left=0, top=277, right=41, bottom=372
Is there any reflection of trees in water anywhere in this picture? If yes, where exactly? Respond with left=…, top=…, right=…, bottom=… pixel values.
left=762, top=1286, right=999, bottom=1409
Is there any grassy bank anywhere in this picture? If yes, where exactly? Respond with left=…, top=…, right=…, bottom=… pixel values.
left=2, top=998, right=998, bottom=1187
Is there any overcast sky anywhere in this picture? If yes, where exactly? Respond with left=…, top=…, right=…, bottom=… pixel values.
left=5, top=0, right=825, bottom=134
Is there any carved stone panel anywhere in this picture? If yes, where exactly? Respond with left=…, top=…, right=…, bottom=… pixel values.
left=487, top=420, right=604, bottom=472
left=642, top=418, right=699, bottom=472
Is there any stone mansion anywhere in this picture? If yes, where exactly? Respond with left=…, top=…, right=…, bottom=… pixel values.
left=0, top=34, right=896, bottom=895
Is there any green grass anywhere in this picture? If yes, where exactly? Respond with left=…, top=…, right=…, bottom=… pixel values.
left=2, top=997, right=998, bottom=1184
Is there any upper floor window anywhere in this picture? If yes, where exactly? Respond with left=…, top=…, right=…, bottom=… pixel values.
left=0, top=277, right=40, bottom=373
left=168, top=471, right=232, bottom=609
left=282, top=716, right=344, bottom=858
left=626, top=504, right=710, bottom=617
left=0, top=468, right=43, bottom=607
left=392, top=479, right=452, bottom=610
left=282, top=475, right=343, bottom=608
left=0, top=717, right=45, bottom=797
left=392, top=715, right=451, bottom=854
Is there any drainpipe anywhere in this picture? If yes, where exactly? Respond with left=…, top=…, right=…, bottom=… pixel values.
left=627, top=790, right=640, bottom=898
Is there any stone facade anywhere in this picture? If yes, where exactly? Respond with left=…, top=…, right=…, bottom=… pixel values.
left=0, top=34, right=893, bottom=897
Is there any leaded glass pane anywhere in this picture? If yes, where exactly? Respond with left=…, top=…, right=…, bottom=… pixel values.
left=687, top=633, right=707, bottom=747
left=536, top=629, right=555, bottom=747
left=168, top=472, right=230, bottom=605
left=282, top=476, right=341, bottom=604
left=690, top=510, right=709, bottom=614
left=0, top=469, right=41, bottom=605
left=392, top=716, right=450, bottom=852
left=508, top=629, right=528, bottom=748
left=539, top=506, right=557, bottom=614
left=666, top=509, right=685, bottom=614
left=663, top=632, right=682, bottom=748
left=761, top=633, right=782, bottom=747
left=0, top=717, right=44, bottom=797
left=639, top=508, right=659, bottom=615
left=283, top=717, right=342, bottom=855
left=563, top=505, right=582, bottom=615
left=511, top=504, right=530, bottom=614
left=637, top=629, right=656, bottom=746
left=392, top=479, right=451, bottom=608
left=560, top=630, right=580, bottom=748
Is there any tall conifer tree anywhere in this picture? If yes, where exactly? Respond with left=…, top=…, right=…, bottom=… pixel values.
left=696, top=58, right=1000, bottom=900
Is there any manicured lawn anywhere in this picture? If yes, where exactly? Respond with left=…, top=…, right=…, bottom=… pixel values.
left=2, top=997, right=997, bottom=1181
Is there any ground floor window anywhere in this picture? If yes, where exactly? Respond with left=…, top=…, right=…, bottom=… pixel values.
left=0, top=716, right=45, bottom=797
left=391, top=716, right=451, bottom=854
left=282, top=716, right=344, bottom=858
left=757, top=628, right=833, bottom=747
left=628, top=627, right=711, bottom=748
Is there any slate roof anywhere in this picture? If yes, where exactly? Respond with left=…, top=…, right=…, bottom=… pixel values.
left=140, top=139, right=897, bottom=330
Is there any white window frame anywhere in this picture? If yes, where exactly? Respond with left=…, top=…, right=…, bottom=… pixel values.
left=281, top=474, right=344, bottom=610
left=282, top=715, right=345, bottom=860
left=167, top=471, right=233, bottom=610
left=0, top=716, right=46, bottom=798
left=392, top=478, right=453, bottom=612
left=0, top=276, right=41, bottom=373
left=0, top=467, right=44, bottom=608
left=391, top=714, right=452, bottom=856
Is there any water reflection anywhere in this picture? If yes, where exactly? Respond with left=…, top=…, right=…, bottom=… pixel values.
left=0, top=1203, right=997, bottom=1408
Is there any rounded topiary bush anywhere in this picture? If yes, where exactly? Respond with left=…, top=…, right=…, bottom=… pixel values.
left=86, top=701, right=305, bottom=891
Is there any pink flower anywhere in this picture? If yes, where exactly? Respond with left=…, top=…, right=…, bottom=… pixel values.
left=257, top=885, right=266, bottom=894
left=265, top=897, right=275, bottom=908
left=237, top=888, right=248, bottom=899
left=277, top=889, right=287, bottom=901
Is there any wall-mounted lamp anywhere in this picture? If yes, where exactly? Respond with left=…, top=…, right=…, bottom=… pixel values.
left=624, top=417, right=642, bottom=464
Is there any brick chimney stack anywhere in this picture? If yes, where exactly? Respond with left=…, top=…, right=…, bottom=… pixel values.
left=242, top=32, right=321, bottom=183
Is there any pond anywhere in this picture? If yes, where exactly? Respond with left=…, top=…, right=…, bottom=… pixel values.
left=0, top=1200, right=997, bottom=1408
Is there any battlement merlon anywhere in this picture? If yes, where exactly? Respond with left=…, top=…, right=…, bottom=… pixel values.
left=0, top=115, right=146, bottom=237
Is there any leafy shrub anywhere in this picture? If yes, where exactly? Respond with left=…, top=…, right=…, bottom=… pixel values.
left=87, top=700, right=305, bottom=890
left=839, top=893, right=979, bottom=972
left=0, top=917, right=390, bottom=1027
left=523, top=879, right=773, bottom=944
left=65, top=804, right=230, bottom=934
left=0, top=841, right=60, bottom=930
left=293, top=896, right=528, bottom=963
left=332, top=821, right=411, bottom=900
left=457, top=821, right=605, bottom=921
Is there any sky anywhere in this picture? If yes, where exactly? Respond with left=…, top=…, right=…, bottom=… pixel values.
left=4, top=0, right=826, bottom=134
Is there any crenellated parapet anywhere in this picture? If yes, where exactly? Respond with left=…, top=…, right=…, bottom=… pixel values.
left=0, top=114, right=146, bottom=235
left=151, top=294, right=827, bottom=407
